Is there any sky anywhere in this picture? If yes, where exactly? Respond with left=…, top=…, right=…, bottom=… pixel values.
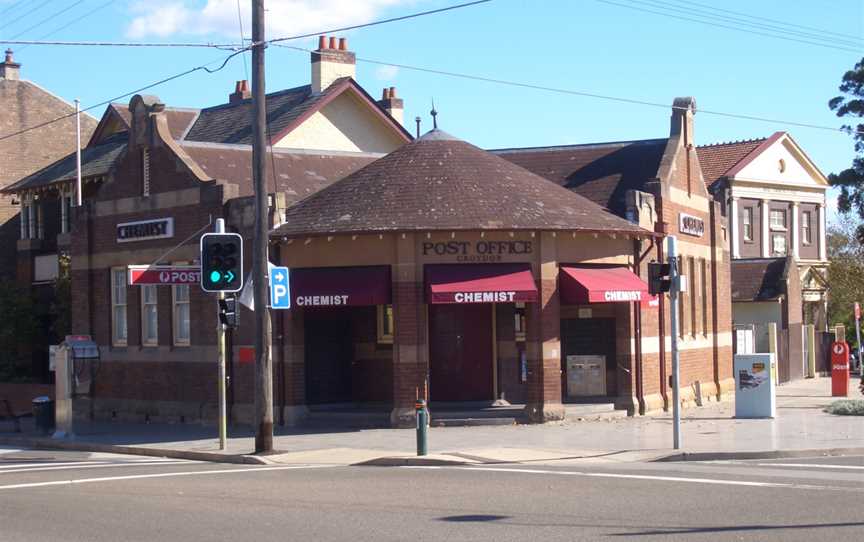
left=2, top=0, right=862, bottom=221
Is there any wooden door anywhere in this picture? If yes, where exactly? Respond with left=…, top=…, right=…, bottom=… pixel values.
left=429, top=304, right=493, bottom=402
left=305, top=310, right=353, bottom=404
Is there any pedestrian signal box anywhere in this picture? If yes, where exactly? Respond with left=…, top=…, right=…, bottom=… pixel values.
left=647, top=262, right=671, bottom=296
left=200, top=233, right=243, bottom=293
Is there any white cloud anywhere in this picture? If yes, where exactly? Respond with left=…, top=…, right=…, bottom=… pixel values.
left=374, top=65, right=399, bottom=81
left=126, top=0, right=416, bottom=40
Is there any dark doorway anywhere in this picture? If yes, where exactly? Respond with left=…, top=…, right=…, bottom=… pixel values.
left=429, top=304, right=493, bottom=402
left=305, top=309, right=353, bottom=404
left=561, top=318, right=617, bottom=398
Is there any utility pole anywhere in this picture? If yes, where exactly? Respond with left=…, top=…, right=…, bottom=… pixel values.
left=215, top=218, right=228, bottom=451
left=667, top=235, right=681, bottom=450
left=251, top=0, right=273, bottom=453
left=75, top=99, right=82, bottom=207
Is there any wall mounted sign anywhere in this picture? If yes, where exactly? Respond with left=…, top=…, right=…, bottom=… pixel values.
left=128, top=265, right=200, bottom=285
left=678, top=213, right=704, bottom=237
left=422, top=240, right=533, bottom=263
left=117, top=218, right=174, bottom=243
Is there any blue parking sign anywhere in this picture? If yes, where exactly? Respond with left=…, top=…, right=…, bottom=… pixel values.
left=269, top=266, right=291, bottom=309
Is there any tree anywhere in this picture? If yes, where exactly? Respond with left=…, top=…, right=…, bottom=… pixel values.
left=0, top=280, right=38, bottom=381
left=829, top=57, right=864, bottom=240
left=827, top=215, right=864, bottom=349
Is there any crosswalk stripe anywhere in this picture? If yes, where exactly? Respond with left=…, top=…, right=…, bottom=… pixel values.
left=758, top=463, right=864, bottom=471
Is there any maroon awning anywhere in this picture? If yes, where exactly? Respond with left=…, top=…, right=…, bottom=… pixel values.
left=425, top=263, right=538, bottom=304
left=559, top=266, right=654, bottom=305
left=291, top=266, right=391, bottom=307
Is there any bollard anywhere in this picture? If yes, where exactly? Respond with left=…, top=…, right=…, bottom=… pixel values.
left=415, top=398, right=428, bottom=456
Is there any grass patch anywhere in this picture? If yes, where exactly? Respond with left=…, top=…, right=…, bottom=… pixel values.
left=825, top=400, right=864, bottom=416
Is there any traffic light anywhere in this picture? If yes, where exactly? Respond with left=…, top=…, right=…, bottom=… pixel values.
left=200, top=232, right=243, bottom=292
left=648, top=262, right=672, bottom=295
left=218, top=295, right=239, bottom=328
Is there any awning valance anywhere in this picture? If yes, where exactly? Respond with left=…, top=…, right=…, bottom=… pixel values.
left=291, top=265, right=391, bottom=307
left=425, top=263, right=538, bottom=304
left=559, top=266, right=653, bottom=305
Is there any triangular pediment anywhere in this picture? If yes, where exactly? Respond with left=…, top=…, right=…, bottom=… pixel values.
left=732, top=133, right=828, bottom=188
left=800, top=266, right=828, bottom=290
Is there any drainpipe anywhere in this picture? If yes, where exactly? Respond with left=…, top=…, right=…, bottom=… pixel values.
left=653, top=187, right=669, bottom=412
left=274, top=241, right=286, bottom=425
left=709, top=201, right=721, bottom=400
left=632, top=239, right=645, bottom=415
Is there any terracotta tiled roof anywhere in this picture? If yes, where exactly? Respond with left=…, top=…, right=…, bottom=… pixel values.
left=731, top=258, right=789, bottom=301
left=697, top=138, right=766, bottom=187
left=180, top=142, right=377, bottom=203
left=1, top=132, right=127, bottom=193
left=492, top=139, right=667, bottom=216
left=273, top=130, right=653, bottom=238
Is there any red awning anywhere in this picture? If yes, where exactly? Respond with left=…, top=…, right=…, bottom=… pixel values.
left=425, top=263, right=538, bottom=304
left=291, top=266, right=391, bottom=307
left=559, top=266, right=652, bottom=305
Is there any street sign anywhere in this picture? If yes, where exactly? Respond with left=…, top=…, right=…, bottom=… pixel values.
left=128, top=265, right=201, bottom=285
left=855, top=302, right=860, bottom=321
left=269, top=266, right=291, bottom=309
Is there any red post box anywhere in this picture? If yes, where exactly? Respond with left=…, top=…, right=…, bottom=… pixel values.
left=831, top=341, right=850, bottom=396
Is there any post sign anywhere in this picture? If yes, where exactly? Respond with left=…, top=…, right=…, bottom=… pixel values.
left=117, top=218, right=174, bottom=243
left=678, top=213, right=705, bottom=237
left=855, top=302, right=860, bottom=321
left=269, top=266, right=291, bottom=309
left=831, top=341, right=850, bottom=397
left=128, top=265, right=201, bottom=285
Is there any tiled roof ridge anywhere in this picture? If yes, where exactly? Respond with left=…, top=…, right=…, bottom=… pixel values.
left=196, top=83, right=311, bottom=113
left=109, top=102, right=200, bottom=113
left=698, top=136, right=768, bottom=149
left=491, top=138, right=668, bottom=153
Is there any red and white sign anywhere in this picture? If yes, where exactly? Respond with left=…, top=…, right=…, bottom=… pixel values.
left=128, top=265, right=201, bottom=286
left=855, top=302, right=860, bottom=321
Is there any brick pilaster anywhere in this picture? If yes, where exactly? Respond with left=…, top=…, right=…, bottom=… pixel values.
left=390, top=233, right=425, bottom=427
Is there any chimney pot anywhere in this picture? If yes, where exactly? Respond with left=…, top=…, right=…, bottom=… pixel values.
left=329, top=37, right=337, bottom=50
left=318, top=35, right=327, bottom=50
left=382, top=88, right=390, bottom=100
left=389, top=87, right=397, bottom=99
left=4, top=49, right=12, bottom=63
left=339, top=38, right=347, bottom=51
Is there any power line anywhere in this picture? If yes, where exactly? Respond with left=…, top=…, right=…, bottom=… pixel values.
left=276, top=43, right=864, bottom=136
left=0, top=0, right=29, bottom=18
left=660, top=0, right=864, bottom=43
left=7, top=0, right=88, bottom=41
left=595, top=0, right=862, bottom=54
left=18, top=0, right=118, bottom=52
left=625, top=0, right=863, bottom=49
left=236, top=0, right=249, bottom=80
left=0, top=0, right=52, bottom=33
left=0, top=48, right=250, bottom=143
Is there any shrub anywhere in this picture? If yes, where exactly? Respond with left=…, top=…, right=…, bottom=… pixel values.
left=825, top=400, right=864, bottom=416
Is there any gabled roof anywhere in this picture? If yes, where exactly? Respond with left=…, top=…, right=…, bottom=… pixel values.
left=492, top=139, right=668, bottom=216
left=697, top=135, right=773, bottom=187
left=731, top=257, right=790, bottom=302
left=273, top=130, right=653, bottom=238
left=183, top=77, right=412, bottom=145
left=1, top=132, right=127, bottom=193
left=89, top=103, right=199, bottom=145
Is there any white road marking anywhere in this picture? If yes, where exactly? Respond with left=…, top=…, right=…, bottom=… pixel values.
left=0, top=464, right=332, bottom=491
left=0, top=461, right=113, bottom=470
left=0, top=461, right=192, bottom=475
left=758, top=463, right=864, bottom=471
left=0, top=449, right=23, bottom=455
left=401, top=465, right=864, bottom=493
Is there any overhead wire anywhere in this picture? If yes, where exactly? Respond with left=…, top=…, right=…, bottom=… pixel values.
left=0, top=0, right=53, bottom=33
left=6, top=0, right=88, bottom=41
left=235, top=0, right=249, bottom=80
left=17, top=0, right=118, bottom=52
left=0, top=0, right=28, bottom=18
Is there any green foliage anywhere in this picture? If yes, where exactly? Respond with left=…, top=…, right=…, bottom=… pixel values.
left=825, top=400, right=864, bottom=416
left=830, top=57, right=864, bottom=240
left=827, top=216, right=864, bottom=348
left=0, top=280, right=38, bottom=381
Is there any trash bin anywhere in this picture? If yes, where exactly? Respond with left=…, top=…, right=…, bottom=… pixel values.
left=32, top=396, right=55, bottom=435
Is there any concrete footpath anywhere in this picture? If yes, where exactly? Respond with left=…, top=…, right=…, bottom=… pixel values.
left=2, top=376, right=864, bottom=466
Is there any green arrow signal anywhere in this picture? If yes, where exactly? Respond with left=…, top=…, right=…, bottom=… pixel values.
left=225, top=270, right=235, bottom=283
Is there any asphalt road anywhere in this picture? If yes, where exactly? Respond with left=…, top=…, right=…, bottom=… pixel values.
left=1, top=447, right=863, bottom=542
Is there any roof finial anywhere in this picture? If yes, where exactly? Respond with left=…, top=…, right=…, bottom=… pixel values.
left=415, top=116, right=421, bottom=139
left=430, top=98, right=438, bottom=130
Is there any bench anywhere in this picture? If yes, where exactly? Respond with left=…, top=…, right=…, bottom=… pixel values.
left=0, top=399, right=21, bottom=433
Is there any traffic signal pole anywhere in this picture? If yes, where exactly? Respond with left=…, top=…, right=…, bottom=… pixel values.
left=667, top=236, right=681, bottom=450
left=251, top=0, right=274, bottom=454
left=215, top=218, right=227, bottom=451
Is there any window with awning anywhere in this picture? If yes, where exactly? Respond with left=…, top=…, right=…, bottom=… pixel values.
left=559, top=266, right=654, bottom=306
left=425, top=263, right=538, bottom=304
left=291, top=266, right=391, bottom=307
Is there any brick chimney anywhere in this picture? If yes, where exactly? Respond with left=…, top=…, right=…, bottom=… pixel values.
left=0, top=49, right=21, bottom=81
left=378, top=87, right=404, bottom=125
left=229, top=80, right=251, bottom=104
left=670, top=96, right=696, bottom=147
left=311, top=35, right=355, bottom=94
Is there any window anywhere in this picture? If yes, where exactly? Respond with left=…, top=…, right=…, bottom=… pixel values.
left=60, top=192, right=72, bottom=234
left=769, top=209, right=786, bottom=231
left=376, top=304, right=394, bottom=344
left=742, top=207, right=753, bottom=242
left=802, top=211, right=812, bottom=246
left=142, top=148, right=151, bottom=197
left=172, top=285, right=191, bottom=346
left=141, top=285, right=158, bottom=346
left=514, top=302, right=527, bottom=342
left=689, top=257, right=697, bottom=338
left=701, top=259, right=708, bottom=336
left=111, top=268, right=128, bottom=346
left=19, top=203, right=29, bottom=240
left=772, top=234, right=787, bottom=256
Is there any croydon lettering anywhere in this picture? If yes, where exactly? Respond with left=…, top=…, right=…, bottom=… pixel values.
left=295, top=295, right=349, bottom=306
left=453, top=291, right=516, bottom=303
left=603, top=290, right=642, bottom=302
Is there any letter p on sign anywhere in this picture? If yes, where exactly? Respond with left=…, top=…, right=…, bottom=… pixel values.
left=269, top=266, right=291, bottom=309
